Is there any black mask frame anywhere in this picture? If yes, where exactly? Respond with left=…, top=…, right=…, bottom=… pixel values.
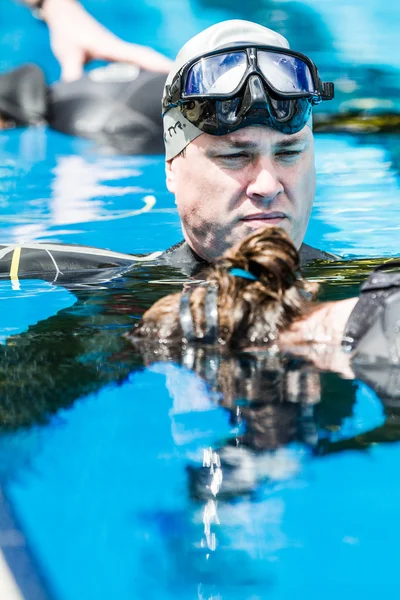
left=163, top=45, right=334, bottom=136
left=164, top=45, right=333, bottom=107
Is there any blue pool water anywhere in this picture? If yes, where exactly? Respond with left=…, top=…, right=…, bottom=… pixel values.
left=0, top=1, right=400, bottom=599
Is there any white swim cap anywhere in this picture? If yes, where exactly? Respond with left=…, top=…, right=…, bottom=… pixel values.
left=163, top=20, right=312, bottom=160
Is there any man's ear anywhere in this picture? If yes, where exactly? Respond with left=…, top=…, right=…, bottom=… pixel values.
left=165, top=159, right=176, bottom=194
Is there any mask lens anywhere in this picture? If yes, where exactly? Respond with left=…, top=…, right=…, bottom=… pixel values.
left=257, top=51, right=315, bottom=94
left=185, top=51, right=247, bottom=95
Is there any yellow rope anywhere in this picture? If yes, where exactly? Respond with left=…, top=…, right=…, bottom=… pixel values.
left=10, top=247, right=21, bottom=281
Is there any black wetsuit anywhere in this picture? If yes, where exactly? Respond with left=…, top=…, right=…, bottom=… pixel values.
left=0, top=63, right=166, bottom=154
left=163, top=239, right=335, bottom=276
left=0, top=239, right=335, bottom=283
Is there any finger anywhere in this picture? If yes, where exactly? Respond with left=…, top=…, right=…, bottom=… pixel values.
left=60, top=54, right=85, bottom=82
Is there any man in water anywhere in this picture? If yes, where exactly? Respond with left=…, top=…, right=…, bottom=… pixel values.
left=161, top=19, right=336, bottom=273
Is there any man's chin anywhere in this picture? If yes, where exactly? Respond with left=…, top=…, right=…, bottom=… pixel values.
left=195, top=220, right=299, bottom=262
left=239, top=218, right=292, bottom=239
left=226, top=219, right=303, bottom=252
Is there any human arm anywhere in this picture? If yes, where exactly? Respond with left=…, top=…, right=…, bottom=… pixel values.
left=280, top=261, right=400, bottom=378
left=24, top=0, right=172, bottom=81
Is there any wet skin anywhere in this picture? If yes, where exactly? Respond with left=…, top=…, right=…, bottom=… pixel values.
left=166, top=124, right=316, bottom=262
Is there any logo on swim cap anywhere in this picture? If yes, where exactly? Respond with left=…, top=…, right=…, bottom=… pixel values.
left=163, top=119, right=186, bottom=142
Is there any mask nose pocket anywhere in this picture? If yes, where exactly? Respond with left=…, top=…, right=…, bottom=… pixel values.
left=241, top=74, right=269, bottom=112
left=268, top=96, right=297, bottom=121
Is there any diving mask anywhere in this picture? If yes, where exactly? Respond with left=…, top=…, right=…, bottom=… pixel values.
left=163, top=45, right=334, bottom=137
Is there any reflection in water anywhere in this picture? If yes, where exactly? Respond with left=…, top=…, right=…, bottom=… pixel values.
left=0, top=254, right=396, bottom=432
left=183, top=353, right=322, bottom=494
left=0, top=263, right=185, bottom=430
left=8, top=154, right=156, bottom=243
left=133, top=344, right=397, bottom=597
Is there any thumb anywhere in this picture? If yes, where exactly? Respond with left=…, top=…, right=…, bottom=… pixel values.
left=60, top=53, right=85, bottom=82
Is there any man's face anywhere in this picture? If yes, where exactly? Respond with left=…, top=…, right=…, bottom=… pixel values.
left=166, top=125, right=316, bottom=262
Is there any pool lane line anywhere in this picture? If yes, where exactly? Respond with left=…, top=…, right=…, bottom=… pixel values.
left=0, top=488, right=52, bottom=600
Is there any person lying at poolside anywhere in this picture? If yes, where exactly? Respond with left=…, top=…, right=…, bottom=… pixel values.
left=2, top=0, right=171, bottom=151
left=128, top=226, right=400, bottom=370
left=0, top=62, right=166, bottom=154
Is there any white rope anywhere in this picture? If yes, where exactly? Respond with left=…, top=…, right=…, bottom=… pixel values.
left=45, top=249, right=63, bottom=282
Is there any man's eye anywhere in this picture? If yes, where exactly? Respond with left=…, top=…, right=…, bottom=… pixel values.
left=219, top=152, right=249, bottom=160
left=276, top=150, right=302, bottom=158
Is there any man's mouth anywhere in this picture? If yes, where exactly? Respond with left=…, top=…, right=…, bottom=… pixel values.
left=240, top=212, right=288, bottom=226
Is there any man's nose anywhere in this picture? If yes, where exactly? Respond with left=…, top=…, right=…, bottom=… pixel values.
left=246, top=158, right=283, bottom=202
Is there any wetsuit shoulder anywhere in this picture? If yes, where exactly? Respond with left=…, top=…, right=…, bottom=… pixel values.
left=161, top=240, right=208, bottom=276
left=356, top=289, right=400, bottom=360
left=162, top=241, right=339, bottom=275
left=0, top=64, right=47, bottom=125
left=299, top=243, right=339, bottom=266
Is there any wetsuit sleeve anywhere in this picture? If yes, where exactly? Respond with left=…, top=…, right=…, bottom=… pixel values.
left=0, top=243, right=161, bottom=285
left=343, top=261, right=400, bottom=364
left=353, top=289, right=400, bottom=363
